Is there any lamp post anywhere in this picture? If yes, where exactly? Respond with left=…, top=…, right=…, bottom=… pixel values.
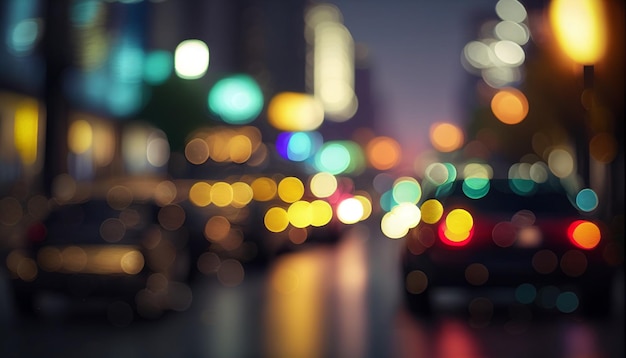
left=549, top=0, right=607, bottom=182
left=548, top=0, right=608, bottom=193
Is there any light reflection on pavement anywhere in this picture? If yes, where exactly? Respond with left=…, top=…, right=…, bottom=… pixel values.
left=1, top=223, right=623, bottom=358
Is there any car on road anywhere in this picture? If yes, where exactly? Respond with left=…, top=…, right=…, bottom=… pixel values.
left=6, top=196, right=193, bottom=320
left=401, top=177, right=621, bottom=318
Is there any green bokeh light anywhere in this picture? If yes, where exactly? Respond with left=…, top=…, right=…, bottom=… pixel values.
left=208, top=74, right=264, bottom=124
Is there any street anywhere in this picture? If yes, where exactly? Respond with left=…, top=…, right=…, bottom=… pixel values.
left=2, top=223, right=623, bottom=358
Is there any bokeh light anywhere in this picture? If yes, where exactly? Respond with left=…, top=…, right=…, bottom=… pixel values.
left=575, top=188, right=598, bottom=212
left=208, top=74, right=264, bottom=125
left=567, top=220, right=601, bottom=249
left=14, top=99, right=39, bottom=165
left=429, top=122, right=464, bottom=152
left=392, top=177, right=422, bottom=204
left=251, top=177, right=278, bottom=201
left=440, top=209, right=474, bottom=246
left=495, top=0, right=527, bottom=23
left=68, top=119, right=93, bottom=154
left=309, top=200, right=333, bottom=227
left=276, top=131, right=323, bottom=162
left=174, top=39, right=209, bottom=79
left=336, top=197, right=363, bottom=225
left=589, top=132, right=618, bottom=163
left=189, top=182, right=212, bottom=207
left=267, top=92, right=324, bottom=131
left=185, top=138, right=210, bottom=165
left=288, top=201, right=313, bottom=228
left=144, top=50, right=173, bottom=85
left=211, top=182, right=234, bottom=207
left=491, top=87, right=528, bottom=124
left=265, top=207, right=290, bottom=233
left=310, top=172, right=338, bottom=198
left=420, top=199, right=443, bottom=224
left=278, top=177, right=305, bottom=203
left=366, top=136, right=401, bottom=170
left=231, top=182, right=254, bottom=208
left=547, top=148, right=575, bottom=178
left=549, top=0, right=607, bottom=65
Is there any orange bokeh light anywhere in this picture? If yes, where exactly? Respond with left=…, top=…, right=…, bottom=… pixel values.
left=490, top=88, right=529, bottom=125
left=567, top=220, right=601, bottom=249
left=429, top=122, right=464, bottom=153
left=366, top=136, right=401, bottom=170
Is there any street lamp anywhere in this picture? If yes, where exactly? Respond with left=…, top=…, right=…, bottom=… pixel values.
left=548, top=0, right=609, bottom=211
left=549, top=0, right=607, bottom=66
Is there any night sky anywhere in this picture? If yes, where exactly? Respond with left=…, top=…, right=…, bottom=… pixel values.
left=330, top=0, right=498, bottom=169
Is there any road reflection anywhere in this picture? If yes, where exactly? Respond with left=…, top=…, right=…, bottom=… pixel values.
left=2, top=224, right=623, bottom=358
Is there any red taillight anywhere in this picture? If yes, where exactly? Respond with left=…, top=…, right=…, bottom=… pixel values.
left=27, top=222, right=46, bottom=243
left=438, top=222, right=474, bottom=246
left=567, top=220, right=601, bottom=250
left=438, top=208, right=474, bottom=247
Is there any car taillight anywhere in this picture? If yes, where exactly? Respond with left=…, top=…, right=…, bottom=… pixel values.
left=26, top=222, right=46, bottom=243
left=567, top=220, right=601, bottom=250
left=438, top=208, right=474, bottom=247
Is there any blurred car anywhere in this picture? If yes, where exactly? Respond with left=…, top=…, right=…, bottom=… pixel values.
left=6, top=197, right=194, bottom=320
left=401, top=177, right=620, bottom=318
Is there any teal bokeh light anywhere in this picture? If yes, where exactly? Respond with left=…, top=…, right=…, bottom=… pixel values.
left=556, top=291, right=579, bottom=313
left=380, top=190, right=398, bottom=212
left=144, top=50, right=173, bottom=85
left=462, top=177, right=490, bottom=199
left=208, top=74, right=264, bottom=125
left=510, top=178, right=537, bottom=196
left=575, top=188, right=598, bottom=212
left=515, top=283, right=536, bottom=304
left=315, top=142, right=350, bottom=175
left=392, top=179, right=422, bottom=204
left=313, top=141, right=364, bottom=175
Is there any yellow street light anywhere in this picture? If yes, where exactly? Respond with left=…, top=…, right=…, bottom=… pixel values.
left=549, top=0, right=608, bottom=65
left=548, top=0, right=612, bottom=211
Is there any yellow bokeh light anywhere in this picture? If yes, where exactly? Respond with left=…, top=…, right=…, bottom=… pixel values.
left=267, top=92, right=325, bottom=131
left=210, top=182, right=233, bottom=207
left=549, top=0, right=607, bottom=65
left=68, top=119, right=93, bottom=154
left=120, top=250, right=145, bottom=275
left=231, top=182, right=253, bottom=207
left=491, top=88, right=529, bottom=125
left=189, top=182, right=212, bottom=207
left=353, top=194, right=372, bottom=221
left=251, top=177, right=277, bottom=201
left=310, top=200, right=333, bottom=227
left=229, top=134, right=252, bottom=163
left=288, top=201, right=313, bottom=228
left=278, top=177, right=305, bottom=203
left=264, top=207, right=290, bottom=233
left=420, top=199, right=444, bottom=224
left=445, top=209, right=473, bottom=235
left=14, top=99, right=39, bottom=165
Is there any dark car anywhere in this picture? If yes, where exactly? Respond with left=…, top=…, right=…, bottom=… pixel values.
left=401, top=177, right=620, bottom=318
left=6, top=197, right=193, bottom=321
